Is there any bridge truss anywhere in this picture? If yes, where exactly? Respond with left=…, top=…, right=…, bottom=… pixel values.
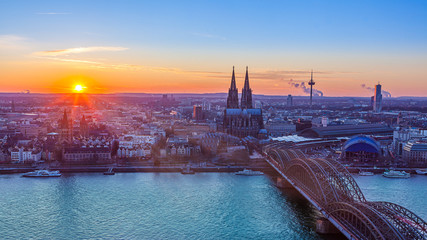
left=263, top=143, right=427, bottom=240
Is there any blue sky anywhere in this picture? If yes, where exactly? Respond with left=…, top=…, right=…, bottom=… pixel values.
left=0, top=0, right=426, bottom=95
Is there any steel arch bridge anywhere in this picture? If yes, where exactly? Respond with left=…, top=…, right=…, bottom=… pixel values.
left=262, top=143, right=427, bottom=240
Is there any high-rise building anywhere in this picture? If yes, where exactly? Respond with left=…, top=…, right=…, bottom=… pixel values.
left=223, top=67, right=264, bottom=138
left=287, top=94, right=293, bottom=106
left=193, top=105, right=203, bottom=121
left=11, top=100, right=15, bottom=112
left=374, top=83, right=382, bottom=112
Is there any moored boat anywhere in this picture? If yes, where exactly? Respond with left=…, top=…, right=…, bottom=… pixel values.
left=382, top=170, right=410, bottom=179
left=359, top=171, right=374, bottom=176
left=22, top=169, right=61, bottom=178
left=415, top=169, right=427, bottom=175
left=235, top=169, right=263, bottom=176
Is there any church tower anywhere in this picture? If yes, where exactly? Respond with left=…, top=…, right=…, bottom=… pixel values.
left=226, top=66, right=239, bottom=108
left=59, top=109, right=73, bottom=143
left=240, top=66, right=253, bottom=109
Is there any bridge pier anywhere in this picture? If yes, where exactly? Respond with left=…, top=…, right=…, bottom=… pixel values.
left=315, top=217, right=339, bottom=234
left=276, top=177, right=293, bottom=189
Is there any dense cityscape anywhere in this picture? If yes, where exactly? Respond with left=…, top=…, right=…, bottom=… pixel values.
left=2, top=1, right=427, bottom=239
left=1, top=69, right=427, bottom=170
left=1, top=68, right=427, bottom=238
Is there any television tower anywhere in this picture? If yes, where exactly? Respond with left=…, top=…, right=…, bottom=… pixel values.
left=308, top=70, right=315, bottom=107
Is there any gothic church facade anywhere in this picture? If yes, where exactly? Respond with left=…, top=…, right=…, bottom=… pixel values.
left=223, top=67, right=264, bottom=138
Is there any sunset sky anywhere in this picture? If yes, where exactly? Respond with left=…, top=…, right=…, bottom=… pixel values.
left=0, top=0, right=426, bottom=97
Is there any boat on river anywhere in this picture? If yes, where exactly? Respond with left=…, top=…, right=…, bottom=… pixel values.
left=22, top=169, right=61, bottom=178
left=359, top=171, right=374, bottom=176
left=235, top=169, right=264, bottom=176
left=382, top=170, right=410, bottom=179
left=415, top=169, right=427, bottom=175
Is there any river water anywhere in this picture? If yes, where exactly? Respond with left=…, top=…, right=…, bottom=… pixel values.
left=354, top=174, right=427, bottom=220
left=0, top=173, right=425, bottom=239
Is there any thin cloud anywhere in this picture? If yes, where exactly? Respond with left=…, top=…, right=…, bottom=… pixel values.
left=36, top=12, right=71, bottom=15
left=35, top=56, right=142, bottom=70
left=34, top=46, right=128, bottom=56
left=36, top=56, right=100, bottom=65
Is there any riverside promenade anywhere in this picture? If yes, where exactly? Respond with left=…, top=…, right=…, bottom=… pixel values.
left=0, top=164, right=270, bottom=174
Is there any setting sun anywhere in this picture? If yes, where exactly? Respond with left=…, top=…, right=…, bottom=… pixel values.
left=74, top=84, right=85, bottom=92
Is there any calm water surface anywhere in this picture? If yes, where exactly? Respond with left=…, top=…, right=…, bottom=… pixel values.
left=0, top=173, right=425, bottom=239
left=354, top=174, right=427, bottom=220
left=1, top=173, right=326, bottom=240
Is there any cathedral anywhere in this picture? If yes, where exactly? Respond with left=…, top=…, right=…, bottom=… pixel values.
left=223, top=67, right=264, bottom=138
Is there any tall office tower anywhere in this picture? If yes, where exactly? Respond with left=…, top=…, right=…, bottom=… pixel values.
left=308, top=70, right=315, bottom=107
left=374, top=83, right=382, bottom=112
left=11, top=100, right=15, bottom=112
left=226, top=66, right=239, bottom=109
left=161, top=94, right=169, bottom=105
left=193, top=105, right=203, bottom=121
left=287, top=94, right=293, bottom=106
left=240, top=66, right=253, bottom=109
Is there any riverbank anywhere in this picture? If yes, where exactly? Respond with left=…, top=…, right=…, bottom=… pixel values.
left=2, top=164, right=426, bottom=175
left=0, top=165, right=272, bottom=174
left=346, top=166, right=425, bottom=174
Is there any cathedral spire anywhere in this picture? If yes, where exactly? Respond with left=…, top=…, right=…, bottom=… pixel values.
left=230, top=66, right=237, bottom=90
left=244, top=66, right=250, bottom=89
left=241, top=66, right=253, bottom=109
left=226, top=66, right=239, bottom=108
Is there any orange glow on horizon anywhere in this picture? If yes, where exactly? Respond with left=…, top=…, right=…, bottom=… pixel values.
left=0, top=59, right=425, bottom=96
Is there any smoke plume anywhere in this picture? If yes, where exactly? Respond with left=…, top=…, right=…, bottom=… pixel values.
left=289, top=79, right=324, bottom=97
left=361, top=84, right=391, bottom=98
